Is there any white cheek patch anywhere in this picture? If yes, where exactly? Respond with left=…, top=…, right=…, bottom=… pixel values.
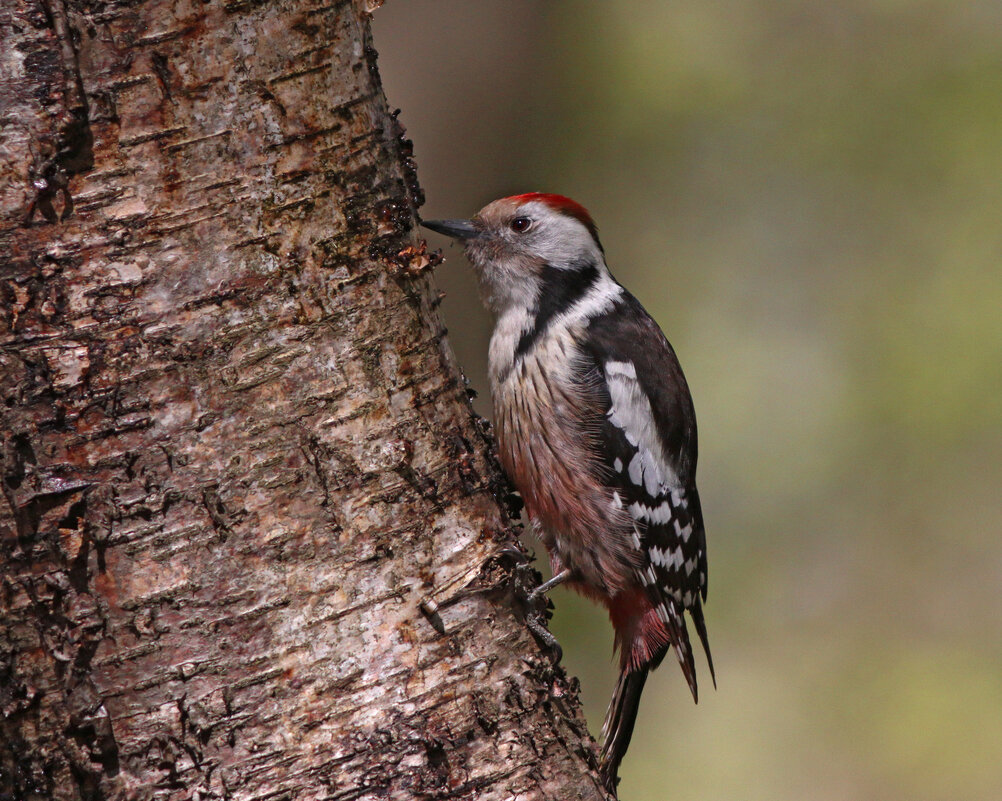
left=605, top=360, right=679, bottom=494
left=469, top=245, right=545, bottom=318
left=521, top=200, right=605, bottom=267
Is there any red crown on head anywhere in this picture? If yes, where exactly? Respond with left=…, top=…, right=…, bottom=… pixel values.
left=507, top=192, right=600, bottom=244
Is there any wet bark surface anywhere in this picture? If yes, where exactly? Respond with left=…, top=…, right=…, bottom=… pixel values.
left=0, top=1, right=611, bottom=799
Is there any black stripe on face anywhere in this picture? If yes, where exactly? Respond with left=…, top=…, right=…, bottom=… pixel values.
left=516, top=260, right=599, bottom=357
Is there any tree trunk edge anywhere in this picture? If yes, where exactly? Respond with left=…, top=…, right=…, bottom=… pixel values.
left=0, top=1, right=614, bottom=799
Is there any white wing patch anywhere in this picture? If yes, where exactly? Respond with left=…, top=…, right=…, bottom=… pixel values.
left=605, top=360, right=679, bottom=494
left=630, top=525, right=643, bottom=549
left=628, top=501, right=673, bottom=525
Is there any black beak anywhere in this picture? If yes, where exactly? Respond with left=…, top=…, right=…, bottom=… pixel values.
left=421, top=218, right=479, bottom=240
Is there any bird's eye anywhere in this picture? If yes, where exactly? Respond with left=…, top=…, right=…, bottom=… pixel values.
left=509, top=216, right=532, bottom=233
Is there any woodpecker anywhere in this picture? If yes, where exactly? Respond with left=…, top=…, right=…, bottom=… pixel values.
left=423, top=193, right=713, bottom=792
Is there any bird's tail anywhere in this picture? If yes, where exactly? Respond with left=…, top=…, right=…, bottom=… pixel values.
left=599, top=666, right=650, bottom=794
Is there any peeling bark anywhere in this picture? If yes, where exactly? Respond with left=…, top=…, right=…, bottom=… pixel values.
left=0, top=1, right=612, bottom=799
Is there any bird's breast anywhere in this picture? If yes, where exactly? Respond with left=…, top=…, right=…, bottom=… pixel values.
left=491, top=332, right=637, bottom=597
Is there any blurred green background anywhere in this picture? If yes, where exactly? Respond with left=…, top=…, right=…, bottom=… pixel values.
left=374, top=3, right=1002, bottom=799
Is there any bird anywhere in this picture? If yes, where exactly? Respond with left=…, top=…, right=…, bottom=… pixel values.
left=422, top=193, right=713, bottom=792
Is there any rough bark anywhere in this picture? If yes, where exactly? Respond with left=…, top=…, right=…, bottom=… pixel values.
left=0, top=1, right=611, bottom=799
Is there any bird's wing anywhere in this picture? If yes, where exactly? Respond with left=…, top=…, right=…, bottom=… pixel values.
left=578, top=289, right=713, bottom=693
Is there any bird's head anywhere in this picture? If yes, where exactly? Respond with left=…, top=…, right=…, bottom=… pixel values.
left=423, top=193, right=606, bottom=315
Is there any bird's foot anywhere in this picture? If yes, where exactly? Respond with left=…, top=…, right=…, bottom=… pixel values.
left=526, top=611, right=563, bottom=665
left=520, top=568, right=572, bottom=665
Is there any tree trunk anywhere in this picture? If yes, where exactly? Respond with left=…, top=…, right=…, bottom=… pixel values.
left=0, top=2, right=611, bottom=799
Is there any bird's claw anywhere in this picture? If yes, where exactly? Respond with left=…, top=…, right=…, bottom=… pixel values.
left=497, top=542, right=530, bottom=564
left=526, top=611, right=563, bottom=665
